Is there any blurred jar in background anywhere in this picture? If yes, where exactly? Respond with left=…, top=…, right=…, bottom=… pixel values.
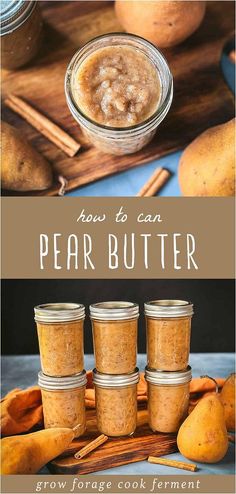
left=1, top=0, right=43, bottom=70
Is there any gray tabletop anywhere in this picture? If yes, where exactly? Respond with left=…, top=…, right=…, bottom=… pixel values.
left=2, top=353, right=235, bottom=476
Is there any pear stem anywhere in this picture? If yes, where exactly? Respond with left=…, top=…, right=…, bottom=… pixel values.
left=225, top=373, right=236, bottom=383
left=72, top=424, right=82, bottom=436
left=200, top=375, right=219, bottom=393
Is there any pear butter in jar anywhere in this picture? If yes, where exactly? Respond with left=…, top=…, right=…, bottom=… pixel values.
left=93, top=369, right=139, bottom=437
left=145, top=366, right=192, bottom=433
left=34, top=303, right=85, bottom=377
left=90, top=301, right=139, bottom=374
left=65, top=33, right=173, bottom=155
left=1, top=0, right=43, bottom=70
left=38, top=371, right=87, bottom=438
left=145, top=300, right=193, bottom=371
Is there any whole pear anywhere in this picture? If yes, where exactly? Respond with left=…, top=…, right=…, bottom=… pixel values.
left=1, top=121, right=52, bottom=192
left=115, top=1, right=206, bottom=48
left=178, top=119, right=235, bottom=196
left=220, top=373, right=236, bottom=432
left=177, top=394, right=228, bottom=463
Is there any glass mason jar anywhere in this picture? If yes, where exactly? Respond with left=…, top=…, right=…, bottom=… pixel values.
left=34, top=303, right=85, bottom=377
left=145, top=300, right=193, bottom=371
left=1, top=1, right=43, bottom=70
left=90, top=301, right=139, bottom=374
left=65, top=33, right=173, bottom=155
left=93, top=368, right=139, bottom=437
left=38, top=370, right=87, bottom=438
left=145, top=366, right=192, bottom=433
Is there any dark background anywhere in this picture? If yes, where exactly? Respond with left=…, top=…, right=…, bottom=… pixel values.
left=2, top=279, right=234, bottom=355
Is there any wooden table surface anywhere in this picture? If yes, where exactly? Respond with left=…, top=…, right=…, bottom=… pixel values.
left=2, top=1, right=235, bottom=195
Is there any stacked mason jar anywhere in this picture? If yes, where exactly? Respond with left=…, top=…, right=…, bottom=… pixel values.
left=90, top=302, right=140, bottom=437
left=34, top=299, right=194, bottom=439
left=144, top=300, right=194, bottom=433
left=34, top=303, right=87, bottom=438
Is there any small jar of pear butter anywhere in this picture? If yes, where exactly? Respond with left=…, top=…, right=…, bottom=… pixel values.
left=93, top=369, right=139, bottom=437
left=65, top=33, right=173, bottom=155
left=145, top=366, right=192, bottom=433
left=145, top=300, right=193, bottom=371
left=34, top=303, right=85, bottom=377
left=1, top=1, right=43, bottom=70
left=38, top=371, right=87, bottom=438
left=90, top=301, right=139, bottom=374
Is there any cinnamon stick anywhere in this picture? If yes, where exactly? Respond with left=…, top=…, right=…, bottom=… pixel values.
left=74, top=434, right=108, bottom=459
left=5, top=94, right=81, bottom=157
left=148, top=456, right=198, bottom=472
left=136, top=167, right=170, bottom=197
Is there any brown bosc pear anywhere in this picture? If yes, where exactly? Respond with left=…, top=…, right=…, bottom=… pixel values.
left=1, top=121, right=53, bottom=192
left=178, top=119, right=235, bottom=197
left=115, top=1, right=206, bottom=48
left=220, top=373, right=236, bottom=432
left=177, top=376, right=228, bottom=463
left=1, top=425, right=80, bottom=474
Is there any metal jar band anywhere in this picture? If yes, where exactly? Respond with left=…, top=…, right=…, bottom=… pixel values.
left=145, top=366, right=192, bottom=385
left=144, top=300, right=194, bottom=318
left=34, top=303, right=85, bottom=323
left=38, top=370, right=87, bottom=391
left=1, top=0, right=36, bottom=35
left=93, top=368, right=140, bottom=388
left=89, top=301, right=139, bottom=321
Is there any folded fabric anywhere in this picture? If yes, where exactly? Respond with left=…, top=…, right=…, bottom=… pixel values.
left=1, top=373, right=225, bottom=437
left=188, top=376, right=225, bottom=412
left=1, top=387, right=43, bottom=437
left=189, top=376, right=225, bottom=394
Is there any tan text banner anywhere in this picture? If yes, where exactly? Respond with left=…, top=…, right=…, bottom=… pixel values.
left=1, top=474, right=235, bottom=494
left=1, top=197, right=234, bottom=279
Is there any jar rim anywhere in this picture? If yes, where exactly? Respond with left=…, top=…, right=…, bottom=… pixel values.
left=90, top=301, right=139, bottom=321
left=145, top=366, right=192, bottom=385
left=93, top=368, right=139, bottom=387
left=1, top=0, right=36, bottom=35
left=65, top=32, right=173, bottom=135
left=38, top=370, right=87, bottom=390
left=144, top=299, right=193, bottom=318
left=34, top=302, right=85, bottom=323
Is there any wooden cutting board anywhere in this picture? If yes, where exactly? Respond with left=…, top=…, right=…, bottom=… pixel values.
left=48, top=406, right=177, bottom=475
left=1, top=1, right=235, bottom=196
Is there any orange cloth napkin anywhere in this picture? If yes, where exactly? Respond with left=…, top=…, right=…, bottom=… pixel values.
left=1, top=372, right=225, bottom=437
left=1, top=386, right=43, bottom=436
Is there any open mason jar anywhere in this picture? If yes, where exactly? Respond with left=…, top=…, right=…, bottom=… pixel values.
left=65, top=33, right=173, bottom=155
left=93, top=368, right=139, bottom=437
left=90, top=301, right=139, bottom=374
left=145, top=366, right=192, bottom=433
left=145, top=300, right=193, bottom=371
left=1, top=0, right=43, bottom=70
left=34, top=303, right=85, bottom=377
left=38, top=370, right=87, bottom=438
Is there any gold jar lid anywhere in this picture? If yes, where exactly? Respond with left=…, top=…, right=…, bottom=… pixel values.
left=144, top=300, right=193, bottom=318
left=34, top=303, right=85, bottom=323
left=145, top=366, right=192, bottom=385
left=89, top=301, right=139, bottom=321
